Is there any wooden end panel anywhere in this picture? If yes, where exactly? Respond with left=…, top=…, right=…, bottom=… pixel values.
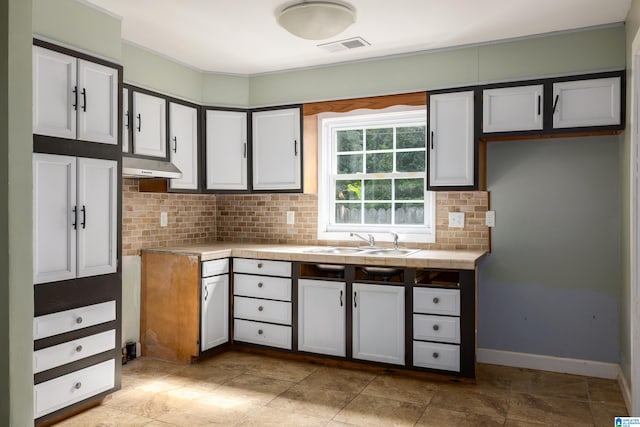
left=303, top=114, right=318, bottom=194
left=141, top=252, right=200, bottom=362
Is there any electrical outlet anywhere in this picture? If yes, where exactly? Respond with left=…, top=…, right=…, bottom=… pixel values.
left=160, top=211, right=168, bottom=227
left=485, top=210, right=496, bottom=227
left=448, top=212, right=465, bottom=228
left=286, top=211, right=295, bottom=225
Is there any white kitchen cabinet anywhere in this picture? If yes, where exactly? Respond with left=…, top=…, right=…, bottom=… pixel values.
left=169, top=102, right=199, bottom=190
left=206, top=110, right=248, bottom=190
left=33, top=46, right=118, bottom=145
left=428, top=91, right=474, bottom=188
left=122, top=88, right=129, bottom=152
left=132, top=91, right=167, bottom=158
left=352, top=283, right=404, bottom=365
left=252, top=107, right=301, bottom=191
left=298, top=279, right=346, bottom=357
left=483, top=85, right=543, bottom=132
left=552, top=77, right=621, bottom=128
left=201, top=274, right=229, bottom=352
left=33, top=153, right=117, bottom=284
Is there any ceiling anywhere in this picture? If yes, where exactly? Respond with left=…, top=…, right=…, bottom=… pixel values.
left=85, top=0, right=632, bottom=75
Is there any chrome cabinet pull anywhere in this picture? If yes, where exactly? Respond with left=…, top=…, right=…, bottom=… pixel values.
left=74, top=382, right=82, bottom=390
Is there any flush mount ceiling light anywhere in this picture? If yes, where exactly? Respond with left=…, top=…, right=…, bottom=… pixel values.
left=277, top=1, right=356, bottom=40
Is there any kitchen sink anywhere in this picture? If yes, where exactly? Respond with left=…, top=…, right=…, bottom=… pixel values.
left=363, top=248, right=421, bottom=256
left=305, top=247, right=421, bottom=257
left=306, top=247, right=364, bottom=254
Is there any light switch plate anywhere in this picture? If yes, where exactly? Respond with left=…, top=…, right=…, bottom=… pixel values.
left=448, top=212, right=465, bottom=228
left=486, top=210, right=496, bottom=227
left=160, top=211, right=168, bottom=227
left=286, top=211, right=295, bottom=225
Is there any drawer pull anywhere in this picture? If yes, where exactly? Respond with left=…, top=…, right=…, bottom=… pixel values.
left=257, top=263, right=263, bottom=268
left=75, top=345, right=83, bottom=352
left=432, top=324, right=440, bottom=331
left=258, top=306, right=264, bottom=312
left=257, top=282, right=263, bottom=288
left=76, top=316, right=83, bottom=324
left=258, top=329, right=264, bottom=335
left=74, top=382, right=82, bottom=390
left=432, top=352, right=439, bottom=359
left=432, top=297, right=439, bottom=304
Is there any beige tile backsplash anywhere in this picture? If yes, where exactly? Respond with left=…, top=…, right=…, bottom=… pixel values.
left=123, top=180, right=489, bottom=254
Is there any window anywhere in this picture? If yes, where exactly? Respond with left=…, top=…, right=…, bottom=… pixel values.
left=318, top=107, right=435, bottom=243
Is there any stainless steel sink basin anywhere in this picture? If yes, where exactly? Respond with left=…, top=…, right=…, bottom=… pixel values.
left=363, top=248, right=421, bottom=256
left=305, top=247, right=421, bottom=257
left=306, top=247, right=364, bottom=254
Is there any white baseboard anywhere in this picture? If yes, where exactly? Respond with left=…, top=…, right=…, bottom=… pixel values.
left=477, top=348, right=619, bottom=379
left=617, top=365, right=632, bottom=414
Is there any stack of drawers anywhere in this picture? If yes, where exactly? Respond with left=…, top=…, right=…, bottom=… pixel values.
left=233, top=258, right=292, bottom=350
left=412, top=287, right=461, bottom=372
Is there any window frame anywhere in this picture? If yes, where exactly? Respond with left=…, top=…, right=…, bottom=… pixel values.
left=317, top=106, right=436, bottom=244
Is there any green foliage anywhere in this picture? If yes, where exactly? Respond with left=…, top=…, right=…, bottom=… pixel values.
left=366, top=128, right=393, bottom=150
left=397, top=126, right=425, bottom=149
left=337, top=129, right=363, bottom=152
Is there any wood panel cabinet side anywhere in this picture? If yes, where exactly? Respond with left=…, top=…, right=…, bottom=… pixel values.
left=141, top=252, right=200, bottom=362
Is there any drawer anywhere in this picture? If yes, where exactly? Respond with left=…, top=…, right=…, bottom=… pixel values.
left=34, top=329, right=116, bottom=374
left=34, top=301, right=116, bottom=340
left=234, top=274, right=291, bottom=301
left=233, top=319, right=291, bottom=350
left=413, top=341, right=460, bottom=372
left=234, top=296, right=291, bottom=325
left=202, top=258, right=229, bottom=277
left=413, top=288, right=460, bottom=316
left=413, top=314, right=460, bottom=344
left=34, top=359, right=115, bottom=419
left=233, top=258, right=291, bottom=277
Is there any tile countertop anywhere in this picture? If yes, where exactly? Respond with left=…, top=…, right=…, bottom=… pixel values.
left=140, top=243, right=487, bottom=270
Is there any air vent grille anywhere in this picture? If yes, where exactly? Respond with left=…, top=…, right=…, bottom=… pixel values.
left=318, top=37, right=370, bottom=53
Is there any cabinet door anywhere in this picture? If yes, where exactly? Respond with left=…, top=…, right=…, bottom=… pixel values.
left=352, top=283, right=404, bottom=365
left=33, top=154, right=77, bottom=284
left=552, top=77, right=621, bottom=128
left=32, top=46, right=77, bottom=140
left=252, top=108, right=301, bottom=190
left=169, top=103, right=199, bottom=190
left=132, top=92, right=167, bottom=158
left=201, top=274, right=229, bottom=351
left=76, top=158, right=117, bottom=278
left=205, top=110, right=248, bottom=190
left=76, top=59, right=118, bottom=145
left=122, top=88, right=130, bottom=152
left=428, top=91, right=474, bottom=188
left=483, top=85, right=543, bottom=132
left=298, top=279, right=346, bottom=357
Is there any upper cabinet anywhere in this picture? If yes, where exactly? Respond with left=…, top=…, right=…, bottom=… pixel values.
left=252, top=107, right=302, bottom=191
left=483, top=84, right=543, bottom=133
left=428, top=91, right=475, bottom=189
left=205, top=109, right=248, bottom=191
left=122, top=88, right=129, bottom=153
left=132, top=91, right=167, bottom=158
left=169, top=102, right=199, bottom=191
left=552, top=76, right=621, bottom=129
left=33, top=46, right=118, bottom=145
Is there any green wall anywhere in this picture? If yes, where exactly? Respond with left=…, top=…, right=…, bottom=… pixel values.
left=2, top=0, right=33, bottom=424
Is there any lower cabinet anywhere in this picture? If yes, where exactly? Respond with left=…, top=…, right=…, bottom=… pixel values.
left=201, top=259, right=229, bottom=352
left=298, top=279, right=346, bottom=357
left=352, top=282, right=405, bottom=365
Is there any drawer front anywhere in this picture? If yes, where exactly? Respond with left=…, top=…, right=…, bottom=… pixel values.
left=34, top=359, right=115, bottom=419
left=413, top=288, right=460, bottom=316
left=234, top=274, right=291, bottom=301
left=202, top=258, right=229, bottom=277
left=34, top=329, right=116, bottom=374
left=34, top=301, right=116, bottom=340
left=413, top=341, right=460, bottom=372
left=234, top=296, right=291, bottom=325
left=413, top=314, right=460, bottom=344
left=233, top=258, right=291, bottom=277
left=233, top=319, right=291, bottom=350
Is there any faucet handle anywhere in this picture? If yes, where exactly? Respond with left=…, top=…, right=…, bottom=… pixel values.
left=390, top=232, right=399, bottom=249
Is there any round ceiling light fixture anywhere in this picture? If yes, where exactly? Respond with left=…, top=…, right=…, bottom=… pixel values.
left=277, top=1, right=356, bottom=40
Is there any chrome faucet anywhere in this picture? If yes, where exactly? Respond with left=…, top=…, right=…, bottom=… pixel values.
left=350, top=232, right=375, bottom=247
left=390, top=232, right=399, bottom=250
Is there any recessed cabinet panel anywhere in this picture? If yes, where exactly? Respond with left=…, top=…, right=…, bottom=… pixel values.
left=201, top=274, right=229, bottom=352
left=206, top=110, right=248, bottom=190
left=552, top=77, right=621, bottom=128
left=76, top=60, right=118, bottom=145
left=122, top=88, right=130, bottom=152
left=298, top=279, right=346, bottom=357
left=33, top=46, right=77, bottom=140
left=483, top=85, right=543, bottom=132
left=169, top=102, right=199, bottom=190
left=133, top=92, right=167, bottom=158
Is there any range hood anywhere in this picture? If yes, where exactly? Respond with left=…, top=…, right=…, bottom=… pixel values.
left=122, top=156, right=182, bottom=179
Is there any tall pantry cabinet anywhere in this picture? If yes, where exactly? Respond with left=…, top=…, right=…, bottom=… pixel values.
left=31, top=39, right=122, bottom=426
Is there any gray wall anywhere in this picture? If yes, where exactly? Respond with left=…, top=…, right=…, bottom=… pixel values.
left=479, top=136, right=621, bottom=362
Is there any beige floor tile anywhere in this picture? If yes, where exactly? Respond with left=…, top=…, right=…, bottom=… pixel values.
left=122, top=358, right=185, bottom=380
left=510, top=369, right=590, bottom=401
left=236, top=406, right=329, bottom=427
left=591, top=402, right=629, bottom=427
left=200, top=351, right=267, bottom=371
left=211, top=373, right=294, bottom=406
left=246, top=357, right=319, bottom=382
left=588, top=377, right=628, bottom=406
left=54, top=406, right=154, bottom=427
left=507, top=392, right=594, bottom=425
left=267, top=383, right=357, bottom=419
left=475, top=363, right=523, bottom=390
left=361, top=374, right=437, bottom=406
left=503, top=420, right=549, bottom=427
left=429, top=384, right=510, bottom=419
left=141, top=422, right=179, bottom=427
left=334, top=394, right=425, bottom=427
left=297, top=366, right=376, bottom=394
left=103, top=388, right=186, bottom=419
left=153, top=398, right=257, bottom=426
left=416, top=406, right=505, bottom=427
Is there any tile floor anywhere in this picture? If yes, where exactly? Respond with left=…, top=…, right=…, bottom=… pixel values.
left=55, top=351, right=628, bottom=426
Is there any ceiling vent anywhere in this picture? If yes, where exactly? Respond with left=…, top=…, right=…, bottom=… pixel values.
left=318, top=37, right=370, bottom=53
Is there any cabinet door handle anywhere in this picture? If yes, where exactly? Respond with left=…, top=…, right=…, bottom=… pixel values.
left=294, top=140, right=298, bottom=156
left=172, top=136, right=177, bottom=153
left=76, top=316, right=83, bottom=324
left=137, top=113, right=141, bottom=132
left=537, top=95, right=541, bottom=116
left=72, top=86, right=78, bottom=111
left=258, top=329, right=264, bottom=335
left=354, top=291, right=357, bottom=308
left=257, top=263, right=263, bottom=268
left=339, top=290, right=343, bottom=307
left=430, top=131, right=435, bottom=150
left=125, top=111, right=129, bottom=128
left=81, top=205, right=86, bottom=229
left=257, top=282, right=263, bottom=288
left=81, top=88, right=87, bottom=112
left=432, top=352, right=439, bottom=359
left=75, top=345, right=83, bottom=353
left=432, top=324, right=440, bottom=331
left=74, top=382, right=82, bottom=390
left=72, top=206, right=77, bottom=230
left=433, top=297, right=439, bottom=304
left=204, top=287, right=208, bottom=301
left=552, top=94, right=560, bottom=114
left=243, top=142, right=247, bottom=159
left=258, top=306, right=264, bottom=312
